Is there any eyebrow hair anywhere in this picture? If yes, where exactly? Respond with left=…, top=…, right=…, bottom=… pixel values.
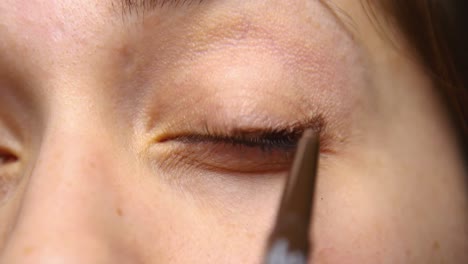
left=118, top=0, right=204, bottom=15
left=117, top=0, right=356, bottom=37
left=114, top=0, right=357, bottom=56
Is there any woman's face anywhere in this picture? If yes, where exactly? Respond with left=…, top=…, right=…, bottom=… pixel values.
left=0, top=0, right=466, bottom=263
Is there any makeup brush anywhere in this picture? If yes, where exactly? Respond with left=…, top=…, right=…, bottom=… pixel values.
left=263, top=129, right=319, bottom=264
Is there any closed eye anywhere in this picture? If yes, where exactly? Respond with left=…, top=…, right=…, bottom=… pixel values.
left=155, top=117, right=326, bottom=174
left=171, top=129, right=301, bottom=152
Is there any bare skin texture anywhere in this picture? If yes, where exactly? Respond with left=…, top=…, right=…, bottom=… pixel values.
left=0, top=0, right=466, bottom=263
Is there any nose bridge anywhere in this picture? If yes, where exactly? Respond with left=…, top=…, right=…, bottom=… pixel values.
left=27, top=126, right=116, bottom=220
left=0, top=128, right=125, bottom=263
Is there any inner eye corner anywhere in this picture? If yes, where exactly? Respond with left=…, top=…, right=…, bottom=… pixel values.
left=0, top=149, right=20, bottom=164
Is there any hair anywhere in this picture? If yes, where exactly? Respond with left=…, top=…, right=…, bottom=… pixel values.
left=366, top=0, right=468, bottom=160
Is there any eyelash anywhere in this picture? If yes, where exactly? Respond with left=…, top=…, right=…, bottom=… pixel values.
left=172, top=129, right=305, bottom=152
left=157, top=116, right=326, bottom=154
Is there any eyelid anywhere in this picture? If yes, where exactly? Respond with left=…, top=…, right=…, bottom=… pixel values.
left=160, top=140, right=296, bottom=174
left=156, top=114, right=326, bottom=144
left=169, top=131, right=300, bottom=151
left=155, top=116, right=334, bottom=155
left=149, top=114, right=337, bottom=175
left=154, top=127, right=320, bottom=174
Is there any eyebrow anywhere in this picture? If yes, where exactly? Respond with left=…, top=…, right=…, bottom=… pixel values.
left=118, top=0, right=204, bottom=15
left=117, top=0, right=355, bottom=33
left=116, top=0, right=357, bottom=53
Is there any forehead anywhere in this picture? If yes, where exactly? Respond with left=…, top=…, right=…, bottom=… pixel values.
left=0, top=0, right=109, bottom=45
left=0, top=0, right=366, bottom=99
left=0, top=0, right=357, bottom=60
left=0, top=0, right=355, bottom=35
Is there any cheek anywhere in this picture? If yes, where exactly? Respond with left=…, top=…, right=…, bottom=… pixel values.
left=311, top=165, right=409, bottom=263
left=116, top=169, right=274, bottom=263
left=313, top=214, right=406, bottom=264
left=314, top=247, right=364, bottom=263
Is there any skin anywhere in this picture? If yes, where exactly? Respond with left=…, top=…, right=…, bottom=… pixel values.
left=0, top=0, right=467, bottom=263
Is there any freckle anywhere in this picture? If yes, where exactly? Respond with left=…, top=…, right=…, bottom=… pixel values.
left=116, top=207, right=123, bottom=217
left=405, top=248, right=412, bottom=257
left=23, top=246, right=34, bottom=255
left=432, top=241, right=440, bottom=251
left=246, top=232, right=255, bottom=239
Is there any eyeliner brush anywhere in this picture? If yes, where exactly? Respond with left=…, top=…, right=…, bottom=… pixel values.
left=263, top=129, right=319, bottom=264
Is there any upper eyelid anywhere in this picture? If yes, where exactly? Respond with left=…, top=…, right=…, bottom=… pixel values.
left=156, top=114, right=326, bottom=142
left=153, top=113, right=337, bottom=154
